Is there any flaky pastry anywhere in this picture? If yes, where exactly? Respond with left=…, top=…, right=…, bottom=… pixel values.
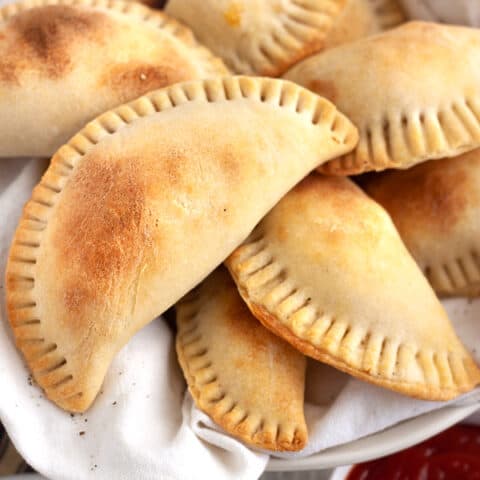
left=285, top=22, right=480, bottom=174
left=227, top=174, right=480, bottom=400
left=165, top=0, right=405, bottom=77
left=0, top=0, right=227, bottom=157
left=176, top=268, right=307, bottom=451
left=166, top=0, right=350, bottom=76
left=6, top=76, right=357, bottom=412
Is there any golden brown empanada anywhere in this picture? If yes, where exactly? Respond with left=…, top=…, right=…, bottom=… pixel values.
left=164, top=0, right=405, bottom=78
left=165, top=0, right=351, bottom=76
left=226, top=173, right=480, bottom=400
left=284, top=22, right=480, bottom=175
left=6, top=76, right=357, bottom=412
left=0, top=0, right=227, bottom=157
left=176, top=268, right=307, bottom=451
left=362, top=149, right=480, bottom=298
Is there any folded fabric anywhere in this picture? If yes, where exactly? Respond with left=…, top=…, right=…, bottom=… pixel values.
left=400, top=0, right=480, bottom=26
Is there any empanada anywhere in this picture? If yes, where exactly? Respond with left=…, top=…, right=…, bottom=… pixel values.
left=165, top=0, right=405, bottom=78
left=165, top=0, right=351, bottom=76
left=6, top=76, right=357, bottom=412
left=284, top=22, right=480, bottom=175
left=226, top=174, right=480, bottom=400
left=0, top=0, right=227, bottom=157
left=176, top=268, right=307, bottom=451
left=362, top=149, right=480, bottom=297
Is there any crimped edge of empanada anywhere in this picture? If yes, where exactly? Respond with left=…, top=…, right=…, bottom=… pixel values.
left=0, top=0, right=228, bottom=77
left=5, top=76, right=357, bottom=412
left=319, top=97, right=480, bottom=175
left=212, top=0, right=349, bottom=77
left=423, top=252, right=480, bottom=298
left=176, top=291, right=307, bottom=452
left=369, top=0, right=406, bottom=30
left=226, top=233, right=480, bottom=401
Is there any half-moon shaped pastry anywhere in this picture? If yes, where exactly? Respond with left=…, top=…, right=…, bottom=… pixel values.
left=5, top=76, right=358, bottom=412
left=176, top=268, right=307, bottom=451
left=284, top=22, right=480, bottom=175
left=165, top=0, right=353, bottom=76
left=0, top=0, right=227, bottom=157
left=165, top=0, right=405, bottom=77
left=226, top=174, right=480, bottom=400
left=362, top=149, right=480, bottom=297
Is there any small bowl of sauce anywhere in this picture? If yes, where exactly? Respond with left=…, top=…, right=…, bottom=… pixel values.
left=331, top=424, right=480, bottom=480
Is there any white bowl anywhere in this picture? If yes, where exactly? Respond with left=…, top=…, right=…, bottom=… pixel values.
left=266, top=401, right=480, bottom=472
left=329, top=466, right=351, bottom=480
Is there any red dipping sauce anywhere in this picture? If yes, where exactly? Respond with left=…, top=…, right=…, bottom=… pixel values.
left=347, top=425, right=480, bottom=480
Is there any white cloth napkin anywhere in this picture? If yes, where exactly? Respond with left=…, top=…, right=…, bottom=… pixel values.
left=2, top=2, right=480, bottom=479
left=400, top=0, right=480, bottom=26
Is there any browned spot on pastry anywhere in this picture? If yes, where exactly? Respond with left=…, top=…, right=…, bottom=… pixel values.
left=290, top=174, right=323, bottom=196
left=0, top=60, right=18, bottom=84
left=141, top=147, right=192, bottom=198
left=64, top=286, right=92, bottom=314
left=364, top=159, right=470, bottom=234
left=218, top=147, right=243, bottom=184
left=0, top=5, right=108, bottom=83
left=224, top=2, right=244, bottom=27
left=100, top=60, right=195, bottom=103
left=53, top=154, right=151, bottom=318
left=308, top=79, right=338, bottom=104
left=162, top=150, right=182, bottom=186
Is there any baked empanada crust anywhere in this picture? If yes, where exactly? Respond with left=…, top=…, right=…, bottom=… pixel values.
left=285, top=22, right=480, bottom=175
left=226, top=174, right=480, bottom=400
left=362, top=149, right=480, bottom=297
left=166, top=0, right=350, bottom=76
left=0, top=0, right=227, bottom=157
left=166, top=0, right=405, bottom=77
left=6, top=76, right=357, bottom=412
left=176, top=268, right=307, bottom=451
